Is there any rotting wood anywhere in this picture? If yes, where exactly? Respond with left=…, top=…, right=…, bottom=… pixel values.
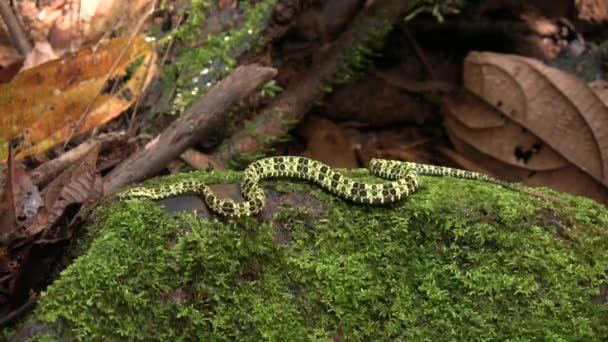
left=212, top=0, right=419, bottom=165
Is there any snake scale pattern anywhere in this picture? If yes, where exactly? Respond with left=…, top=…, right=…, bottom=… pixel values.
left=118, top=156, right=521, bottom=217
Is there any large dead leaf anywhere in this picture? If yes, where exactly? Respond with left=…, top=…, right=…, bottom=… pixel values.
left=0, top=36, right=156, bottom=161
left=444, top=94, right=568, bottom=172
left=443, top=51, right=608, bottom=203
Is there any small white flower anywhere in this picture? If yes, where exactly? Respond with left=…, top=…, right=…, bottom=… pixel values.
left=200, top=68, right=209, bottom=75
left=206, top=82, right=212, bottom=87
left=248, top=29, right=253, bottom=34
left=224, top=36, right=230, bottom=41
left=144, top=36, right=156, bottom=42
left=192, top=76, right=199, bottom=83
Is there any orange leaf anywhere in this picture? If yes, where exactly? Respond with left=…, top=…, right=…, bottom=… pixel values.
left=0, top=36, right=156, bottom=161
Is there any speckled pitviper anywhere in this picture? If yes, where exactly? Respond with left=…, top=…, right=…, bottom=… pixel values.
left=118, top=156, right=529, bottom=217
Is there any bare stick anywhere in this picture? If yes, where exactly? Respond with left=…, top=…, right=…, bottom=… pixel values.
left=0, top=0, right=31, bottom=55
left=103, top=64, right=277, bottom=195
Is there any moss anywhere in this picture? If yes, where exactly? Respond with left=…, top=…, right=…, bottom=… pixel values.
left=404, top=0, right=465, bottom=22
left=13, top=170, right=608, bottom=340
left=1, top=326, right=16, bottom=340
left=160, top=0, right=278, bottom=115
left=329, top=25, right=389, bottom=89
left=227, top=116, right=299, bottom=169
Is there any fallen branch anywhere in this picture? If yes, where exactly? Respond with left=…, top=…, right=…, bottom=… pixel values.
left=103, top=64, right=277, bottom=195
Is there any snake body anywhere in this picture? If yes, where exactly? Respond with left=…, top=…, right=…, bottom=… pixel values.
left=118, top=156, right=519, bottom=218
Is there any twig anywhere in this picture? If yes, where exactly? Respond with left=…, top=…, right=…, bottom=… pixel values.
left=30, top=132, right=128, bottom=188
left=127, top=52, right=156, bottom=136
left=0, top=293, right=38, bottom=328
left=402, top=26, right=437, bottom=80
left=371, top=67, right=454, bottom=93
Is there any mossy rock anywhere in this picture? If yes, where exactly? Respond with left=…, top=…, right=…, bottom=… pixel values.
left=8, top=169, right=608, bottom=341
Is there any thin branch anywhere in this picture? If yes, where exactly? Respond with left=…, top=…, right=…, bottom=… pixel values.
left=0, top=0, right=31, bottom=55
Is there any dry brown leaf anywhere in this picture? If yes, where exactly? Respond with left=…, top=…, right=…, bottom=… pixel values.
left=0, top=46, right=22, bottom=68
left=0, top=61, right=23, bottom=83
left=576, top=0, right=608, bottom=23
left=0, top=36, right=156, bottom=161
left=90, top=0, right=153, bottom=39
left=590, top=79, right=608, bottom=105
left=30, top=131, right=128, bottom=188
left=0, top=148, right=42, bottom=239
left=342, top=125, right=433, bottom=166
left=181, top=149, right=227, bottom=171
left=452, top=51, right=608, bottom=202
left=18, top=0, right=154, bottom=54
left=444, top=94, right=568, bottom=172
left=298, top=116, right=358, bottom=168
left=442, top=91, right=507, bottom=129
left=25, top=142, right=101, bottom=237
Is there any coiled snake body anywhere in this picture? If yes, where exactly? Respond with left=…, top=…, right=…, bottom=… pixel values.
left=118, top=156, right=519, bottom=217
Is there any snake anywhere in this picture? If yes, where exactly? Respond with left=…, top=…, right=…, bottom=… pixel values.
left=117, top=156, right=528, bottom=218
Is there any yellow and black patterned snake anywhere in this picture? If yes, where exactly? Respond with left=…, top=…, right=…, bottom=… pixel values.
left=117, top=156, right=536, bottom=217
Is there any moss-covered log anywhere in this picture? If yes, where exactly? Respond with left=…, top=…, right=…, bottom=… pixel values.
left=7, top=169, right=608, bottom=341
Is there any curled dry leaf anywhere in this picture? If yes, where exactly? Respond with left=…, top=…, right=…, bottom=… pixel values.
left=0, top=36, right=157, bottom=162
left=25, top=142, right=102, bottom=237
left=443, top=51, right=608, bottom=203
left=0, top=151, right=42, bottom=238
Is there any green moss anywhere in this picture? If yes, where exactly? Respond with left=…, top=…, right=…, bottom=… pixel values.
left=327, top=14, right=393, bottom=90
left=161, top=0, right=278, bottom=115
left=404, top=0, right=465, bottom=22
left=1, top=326, right=16, bottom=340
left=226, top=116, right=299, bottom=169
left=15, top=170, right=608, bottom=340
